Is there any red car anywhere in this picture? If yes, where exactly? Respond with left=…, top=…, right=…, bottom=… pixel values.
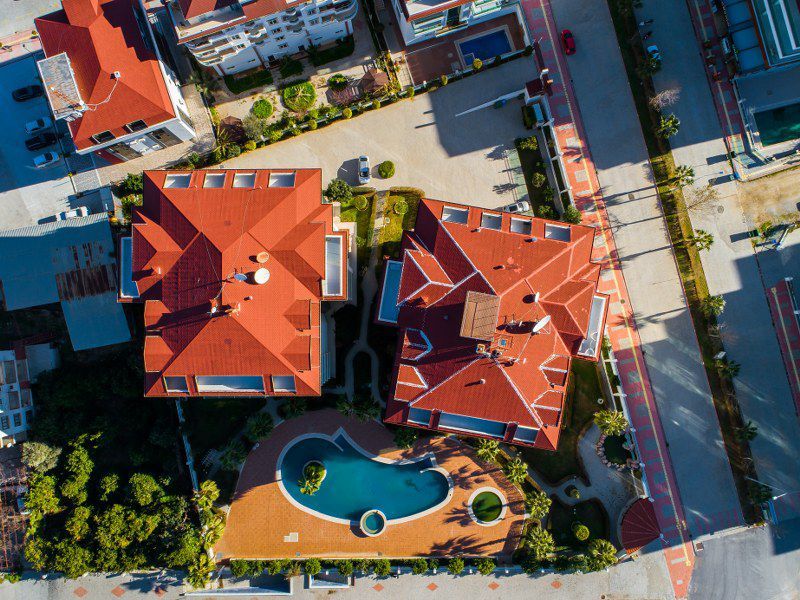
left=561, top=29, right=576, bottom=55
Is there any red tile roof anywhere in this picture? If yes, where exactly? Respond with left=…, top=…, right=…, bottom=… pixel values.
left=383, top=199, right=606, bottom=450
left=620, top=498, right=661, bottom=553
left=131, top=169, right=341, bottom=397
left=178, top=0, right=236, bottom=20
left=35, top=0, right=175, bottom=151
left=174, top=0, right=307, bottom=43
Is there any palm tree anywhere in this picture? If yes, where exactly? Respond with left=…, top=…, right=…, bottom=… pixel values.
left=735, top=420, right=758, bottom=442
left=525, top=490, right=552, bottom=521
left=336, top=395, right=356, bottom=418
left=525, top=526, right=555, bottom=561
left=748, top=481, right=773, bottom=504
left=353, top=394, right=380, bottom=422
left=586, top=539, right=618, bottom=571
left=636, top=56, right=662, bottom=79
left=593, top=410, right=629, bottom=436
left=687, top=228, right=714, bottom=251
left=194, top=480, right=220, bottom=511
left=503, top=457, right=528, bottom=486
left=701, top=295, right=726, bottom=317
left=672, top=165, right=695, bottom=188
left=715, top=358, right=741, bottom=378
left=475, top=439, right=500, bottom=464
left=656, top=114, right=681, bottom=139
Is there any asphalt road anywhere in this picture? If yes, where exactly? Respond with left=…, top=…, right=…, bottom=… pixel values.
left=548, top=0, right=742, bottom=540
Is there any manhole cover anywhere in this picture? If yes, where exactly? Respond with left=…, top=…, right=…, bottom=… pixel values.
left=717, top=205, right=725, bottom=213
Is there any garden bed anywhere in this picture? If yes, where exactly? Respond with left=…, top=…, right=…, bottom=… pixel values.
left=282, top=81, right=317, bottom=113
left=515, top=137, right=557, bottom=216
left=309, top=36, right=356, bottom=66
left=339, top=188, right=376, bottom=271
left=520, top=359, right=604, bottom=485
left=379, top=189, right=422, bottom=259
left=183, top=397, right=267, bottom=459
left=224, top=69, right=274, bottom=95
left=602, top=434, right=632, bottom=465
left=547, top=496, right=609, bottom=549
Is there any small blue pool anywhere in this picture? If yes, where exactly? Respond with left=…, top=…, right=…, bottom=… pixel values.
left=279, top=432, right=450, bottom=522
left=459, top=29, right=512, bottom=63
left=377, top=260, right=402, bottom=323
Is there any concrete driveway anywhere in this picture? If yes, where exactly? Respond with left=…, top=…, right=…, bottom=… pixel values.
left=224, top=60, right=533, bottom=209
left=0, top=54, right=75, bottom=229
left=1, top=0, right=60, bottom=38
left=548, top=0, right=742, bottom=540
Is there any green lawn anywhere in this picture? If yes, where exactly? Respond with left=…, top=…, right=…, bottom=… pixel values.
left=310, top=36, right=356, bottom=67
left=520, top=359, right=604, bottom=485
left=379, top=190, right=421, bottom=259
left=282, top=81, right=317, bottom=113
left=224, top=69, right=274, bottom=95
left=182, top=397, right=266, bottom=459
left=339, top=190, right=376, bottom=271
left=548, top=496, right=610, bottom=549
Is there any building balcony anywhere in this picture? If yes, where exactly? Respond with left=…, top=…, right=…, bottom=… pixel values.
left=288, top=22, right=305, bottom=33
left=333, top=0, right=358, bottom=21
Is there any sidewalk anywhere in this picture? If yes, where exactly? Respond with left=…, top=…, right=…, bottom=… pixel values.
left=0, top=30, right=41, bottom=65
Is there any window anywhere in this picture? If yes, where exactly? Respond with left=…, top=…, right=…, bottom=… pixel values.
left=513, top=425, right=538, bottom=444
left=164, top=376, right=189, bottom=393
left=441, top=206, right=469, bottom=224
left=278, top=43, right=288, bottom=49
left=308, top=18, right=319, bottom=25
left=12, top=413, right=20, bottom=428
left=203, top=172, right=226, bottom=188
left=236, top=44, right=246, bottom=49
left=124, top=120, right=147, bottom=133
left=271, top=375, right=296, bottom=393
left=480, top=212, right=502, bottom=230
left=7, top=392, right=19, bottom=410
left=232, top=172, right=256, bottom=188
left=544, top=223, right=571, bottom=241
left=408, top=408, right=432, bottom=425
left=272, top=28, right=282, bottom=34
left=268, top=18, right=279, bottom=24
left=90, top=130, right=115, bottom=144
left=510, top=218, right=532, bottom=235
left=0, top=417, right=8, bottom=431
left=196, top=376, right=265, bottom=393
left=25, top=410, right=33, bottom=425
left=164, top=173, right=192, bottom=188
left=268, top=171, right=295, bottom=187
left=323, top=235, right=343, bottom=296
left=438, top=412, right=507, bottom=437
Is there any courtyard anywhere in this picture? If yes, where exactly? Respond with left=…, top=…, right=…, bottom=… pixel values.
left=222, top=59, right=535, bottom=209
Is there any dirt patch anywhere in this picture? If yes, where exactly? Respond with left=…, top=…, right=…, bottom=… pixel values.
left=737, top=167, right=800, bottom=223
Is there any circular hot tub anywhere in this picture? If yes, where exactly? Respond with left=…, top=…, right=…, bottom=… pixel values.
left=360, top=509, right=387, bottom=536
left=467, top=487, right=506, bottom=526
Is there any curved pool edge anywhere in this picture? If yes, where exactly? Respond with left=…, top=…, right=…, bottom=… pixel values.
left=275, top=427, right=455, bottom=527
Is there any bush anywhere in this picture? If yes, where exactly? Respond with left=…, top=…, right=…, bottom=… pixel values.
left=268, top=130, right=283, bottom=144
left=244, top=412, right=274, bottom=442
left=251, top=98, right=274, bottom=119
left=325, top=179, right=353, bottom=203
left=448, top=557, right=465, bottom=575
left=307, top=120, right=318, bottom=130
left=573, top=523, right=590, bottom=541
left=342, top=107, right=353, bottom=119
left=224, top=69, right=273, bottom=94
left=337, top=559, right=354, bottom=576
left=406, top=85, right=415, bottom=98
left=328, top=74, right=349, bottom=91
left=243, top=140, right=256, bottom=152
left=303, top=558, right=322, bottom=576
left=279, top=57, right=303, bottom=78
left=518, top=136, right=538, bottom=152
left=410, top=558, right=428, bottom=575
left=562, top=205, right=582, bottom=224
left=353, top=195, right=368, bottom=211
left=440, top=75, right=448, bottom=86
left=372, top=100, right=381, bottom=110
left=373, top=558, right=391, bottom=577
left=531, top=172, right=547, bottom=188
left=472, top=58, right=483, bottom=71
left=393, top=426, right=417, bottom=449
left=393, top=198, right=408, bottom=215
left=378, top=161, right=395, bottom=179
left=187, top=152, right=201, bottom=167
left=536, top=204, right=556, bottom=220
left=282, top=81, right=317, bottom=113
left=475, top=558, right=495, bottom=575
left=118, top=173, right=143, bottom=197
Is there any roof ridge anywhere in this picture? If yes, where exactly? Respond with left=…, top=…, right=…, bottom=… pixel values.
left=407, top=357, right=480, bottom=406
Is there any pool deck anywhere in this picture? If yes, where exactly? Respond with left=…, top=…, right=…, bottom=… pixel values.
left=215, top=409, right=526, bottom=560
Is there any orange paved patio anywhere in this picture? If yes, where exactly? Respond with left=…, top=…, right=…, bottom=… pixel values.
left=215, top=409, right=525, bottom=560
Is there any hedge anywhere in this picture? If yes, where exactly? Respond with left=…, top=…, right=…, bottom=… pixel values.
left=223, top=70, right=273, bottom=95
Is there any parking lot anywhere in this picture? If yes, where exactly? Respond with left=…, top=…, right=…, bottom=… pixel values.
left=224, top=59, right=535, bottom=210
left=0, top=54, right=78, bottom=230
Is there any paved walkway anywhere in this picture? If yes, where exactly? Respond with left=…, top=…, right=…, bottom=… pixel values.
left=0, top=30, right=41, bottom=65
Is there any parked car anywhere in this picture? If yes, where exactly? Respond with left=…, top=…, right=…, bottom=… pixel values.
left=25, top=117, right=53, bottom=135
left=647, top=45, right=661, bottom=62
left=561, top=29, right=576, bottom=55
left=25, top=132, right=57, bottom=151
left=500, top=200, right=531, bottom=214
left=12, top=84, right=43, bottom=101
left=33, top=151, right=60, bottom=169
left=56, top=206, right=89, bottom=220
left=358, top=155, right=371, bottom=184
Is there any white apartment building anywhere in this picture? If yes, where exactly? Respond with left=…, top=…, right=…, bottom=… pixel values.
left=168, top=0, right=358, bottom=75
left=392, top=0, right=521, bottom=46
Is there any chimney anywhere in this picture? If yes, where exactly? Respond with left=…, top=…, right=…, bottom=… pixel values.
left=63, top=0, right=102, bottom=26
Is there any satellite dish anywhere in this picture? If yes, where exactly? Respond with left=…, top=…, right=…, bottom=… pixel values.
left=253, top=268, right=270, bottom=285
left=532, top=315, right=551, bottom=333
left=256, top=251, right=270, bottom=264
left=233, top=273, right=247, bottom=282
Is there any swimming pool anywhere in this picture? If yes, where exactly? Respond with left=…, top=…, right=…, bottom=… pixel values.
left=377, top=260, right=402, bottom=323
left=459, top=29, right=512, bottom=63
left=754, top=102, right=800, bottom=146
left=278, top=430, right=451, bottom=523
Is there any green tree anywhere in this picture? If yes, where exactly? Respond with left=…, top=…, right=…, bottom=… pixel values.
left=475, top=439, right=500, bottom=464
left=525, top=490, right=552, bottom=520
left=299, top=462, right=325, bottom=496
left=373, top=558, right=391, bottom=577
left=244, top=412, right=274, bottom=442
left=448, top=556, right=465, bottom=575
left=61, top=443, right=94, bottom=505
left=220, top=439, right=247, bottom=471
left=251, top=98, right=274, bottom=119
left=586, top=539, right=618, bottom=571
left=303, top=558, right=322, bottom=576
left=393, top=427, right=418, bottom=449
left=536, top=204, right=556, bottom=219
left=531, top=172, right=547, bottom=188
left=128, top=473, right=163, bottom=507
left=21, top=441, right=61, bottom=473
left=410, top=558, right=429, bottom=574
left=26, top=472, right=60, bottom=516
left=187, top=553, right=214, bottom=589
left=337, top=559, right=354, bottom=577
left=52, top=540, right=92, bottom=579
left=165, top=529, right=201, bottom=569
left=267, top=559, right=289, bottom=575
left=195, top=480, right=220, bottom=512
left=715, top=358, right=741, bottom=378
left=476, top=557, right=495, bottom=575
left=701, top=294, right=726, bottom=317
left=525, top=526, right=555, bottom=561
left=656, top=114, right=680, bottom=138
left=503, top=457, right=528, bottom=486
left=594, top=410, right=629, bottom=436
left=325, top=179, right=353, bottom=203
left=672, top=165, right=695, bottom=187
left=280, top=397, right=308, bottom=419
left=119, top=173, right=143, bottom=196
left=242, top=114, right=270, bottom=141
left=65, top=506, right=92, bottom=540
left=735, top=420, right=758, bottom=442
left=687, top=228, right=714, bottom=251
left=562, top=205, right=582, bottom=224
left=518, top=136, right=538, bottom=151
left=573, top=522, right=590, bottom=541
left=23, top=536, right=50, bottom=570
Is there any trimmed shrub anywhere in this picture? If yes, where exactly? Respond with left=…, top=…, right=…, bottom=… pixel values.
left=303, top=558, right=322, bottom=576
left=325, top=179, right=353, bottom=203
left=328, top=73, right=349, bottom=91
left=353, top=195, right=368, bottom=211
left=372, top=100, right=381, bottom=110
left=562, top=205, right=582, bottom=224
left=373, top=558, right=391, bottom=577
left=475, top=558, right=495, bottom=575
left=406, top=85, right=415, bottom=98
left=282, top=81, right=316, bottom=113
left=268, top=129, right=283, bottom=144
left=448, top=557, right=465, bottom=575
left=279, top=57, right=303, bottom=78
left=308, top=120, right=318, bottom=130
left=342, top=107, right=353, bottom=119
left=378, top=160, right=395, bottom=179
left=337, top=560, right=354, bottom=577
left=440, top=74, right=448, bottom=86
left=410, top=558, right=428, bottom=575
left=472, top=57, right=483, bottom=71
left=531, top=172, right=547, bottom=188
left=393, top=198, right=408, bottom=215
left=536, top=204, right=556, bottom=219
left=393, top=426, right=417, bottom=449
left=573, top=523, right=590, bottom=542
left=243, top=140, right=256, bottom=152
left=251, top=98, right=274, bottom=119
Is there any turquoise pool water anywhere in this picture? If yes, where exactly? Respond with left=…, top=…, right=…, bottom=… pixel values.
left=754, top=103, right=800, bottom=146
left=377, top=260, right=402, bottom=323
left=363, top=511, right=384, bottom=532
left=280, top=433, right=449, bottom=522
